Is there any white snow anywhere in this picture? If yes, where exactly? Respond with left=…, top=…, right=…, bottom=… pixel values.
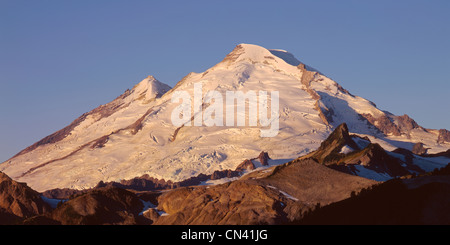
left=352, top=165, right=392, bottom=182
left=352, top=136, right=371, bottom=149
left=411, top=156, right=449, bottom=172
left=139, top=199, right=157, bottom=216
left=267, top=185, right=299, bottom=201
left=339, top=145, right=355, bottom=154
left=199, top=177, right=240, bottom=186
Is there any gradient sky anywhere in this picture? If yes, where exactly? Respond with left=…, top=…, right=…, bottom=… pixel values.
left=1, top=0, right=449, bottom=162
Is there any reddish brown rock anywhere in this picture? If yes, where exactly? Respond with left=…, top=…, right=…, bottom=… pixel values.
left=302, top=123, right=360, bottom=164
left=0, top=172, right=51, bottom=219
left=396, top=114, right=420, bottom=131
left=343, top=143, right=411, bottom=177
left=438, top=129, right=450, bottom=144
left=41, top=188, right=85, bottom=200
left=210, top=170, right=240, bottom=180
left=412, top=142, right=429, bottom=156
left=234, top=159, right=255, bottom=172
left=50, top=187, right=143, bottom=225
left=257, top=151, right=270, bottom=166
left=361, top=113, right=401, bottom=136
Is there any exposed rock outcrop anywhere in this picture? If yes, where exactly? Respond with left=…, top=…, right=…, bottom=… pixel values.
left=301, top=123, right=417, bottom=178
left=50, top=187, right=144, bottom=225
left=412, top=142, right=429, bottom=156
left=210, top=170, right=240, bottom=180
left=0, top=172, right=51, bottom=221
left=361, top=113, right=402, bottom=136
left=396, top=114, right=420, bottom=132
left=302, top=123, right=360, bottom=164
left=340, top=143, right=410, bottom=177
left=41, top=188, right=85, bottom=200
left=95, top=175, right=176, bottom=192
left=438, top=129, right=450, bottom=144
left=257, top=151, right=270, bottom=166
left=234, top=159, right=255, bottom=172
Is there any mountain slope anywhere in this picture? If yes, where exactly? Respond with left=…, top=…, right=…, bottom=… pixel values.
left=296, top=164, right=450, bottom=225
left=1, top=43, right=449, bottom=192
left=0, top=171, right=51, bottom=224
left=153, top=158, right=376, bottom=225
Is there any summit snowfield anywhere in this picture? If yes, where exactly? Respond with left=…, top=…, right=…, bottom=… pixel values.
left=1, top=44, right=449, bottom=191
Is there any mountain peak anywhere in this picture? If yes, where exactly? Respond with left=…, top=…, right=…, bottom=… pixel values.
left=215, top=43, right=322, bottom=76
left=268, top=49, right=301, bottom=66
left=131, top=76, right=171, bottom=101
left=221, top=44, right=288, bottom=64
left=215, top=43, right=307, bottom=78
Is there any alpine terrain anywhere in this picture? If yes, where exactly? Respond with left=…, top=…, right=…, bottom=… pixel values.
left=1, top=43, right=449, bottom=195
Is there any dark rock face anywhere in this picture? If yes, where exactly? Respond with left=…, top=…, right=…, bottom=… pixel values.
left=438, top=129, right=450, bottom=144
left=0, top=172, right=51, bottom=220
left=257, top=151, right=270, bottom=166
left=210, top=170, right=240, bottom=180
left=412, top=142, right=429, bottom=156
left=360, top=113, right=424, bottom=138
left=296, top=165, right=450, bottom=225
left=396, top=114, right=420, bottom=132
left=302, top=123, right=416, bottom=178
left=96, top=174, right=176, bottom=192
left=344, top=143, right=410, bottom=177
left=177, top=174, right=210, bottom=187
left=50, top=187, right=144, bottom=225
left=234, top=159, right=255, bottom=172
left=90, top=135, right=109, bottom=149
left=41, top=188, right=85, bottom=200
left=0, top=208, right=23, bottom=225
left=304, top=123, right=360, bottom=164
left=361, top=113, right=401, bottom=136
left=392, top=148, right=414, bottom=164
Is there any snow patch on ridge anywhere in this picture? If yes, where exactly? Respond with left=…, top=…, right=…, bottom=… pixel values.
left=339, top=145, right=355, bottom=154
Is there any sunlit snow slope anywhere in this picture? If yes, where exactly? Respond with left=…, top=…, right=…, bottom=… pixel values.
left=2, top=44, right=449, bottom=191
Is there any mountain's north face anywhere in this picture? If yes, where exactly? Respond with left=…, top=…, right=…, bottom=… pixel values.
left=2, top=44, right=449, bottom=192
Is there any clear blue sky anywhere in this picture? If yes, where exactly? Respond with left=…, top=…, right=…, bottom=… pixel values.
left=1, top=0, right=449, bottom=162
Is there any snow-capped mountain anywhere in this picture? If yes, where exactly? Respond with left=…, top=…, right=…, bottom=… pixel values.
left=1, top=43, right=449, bottom=191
